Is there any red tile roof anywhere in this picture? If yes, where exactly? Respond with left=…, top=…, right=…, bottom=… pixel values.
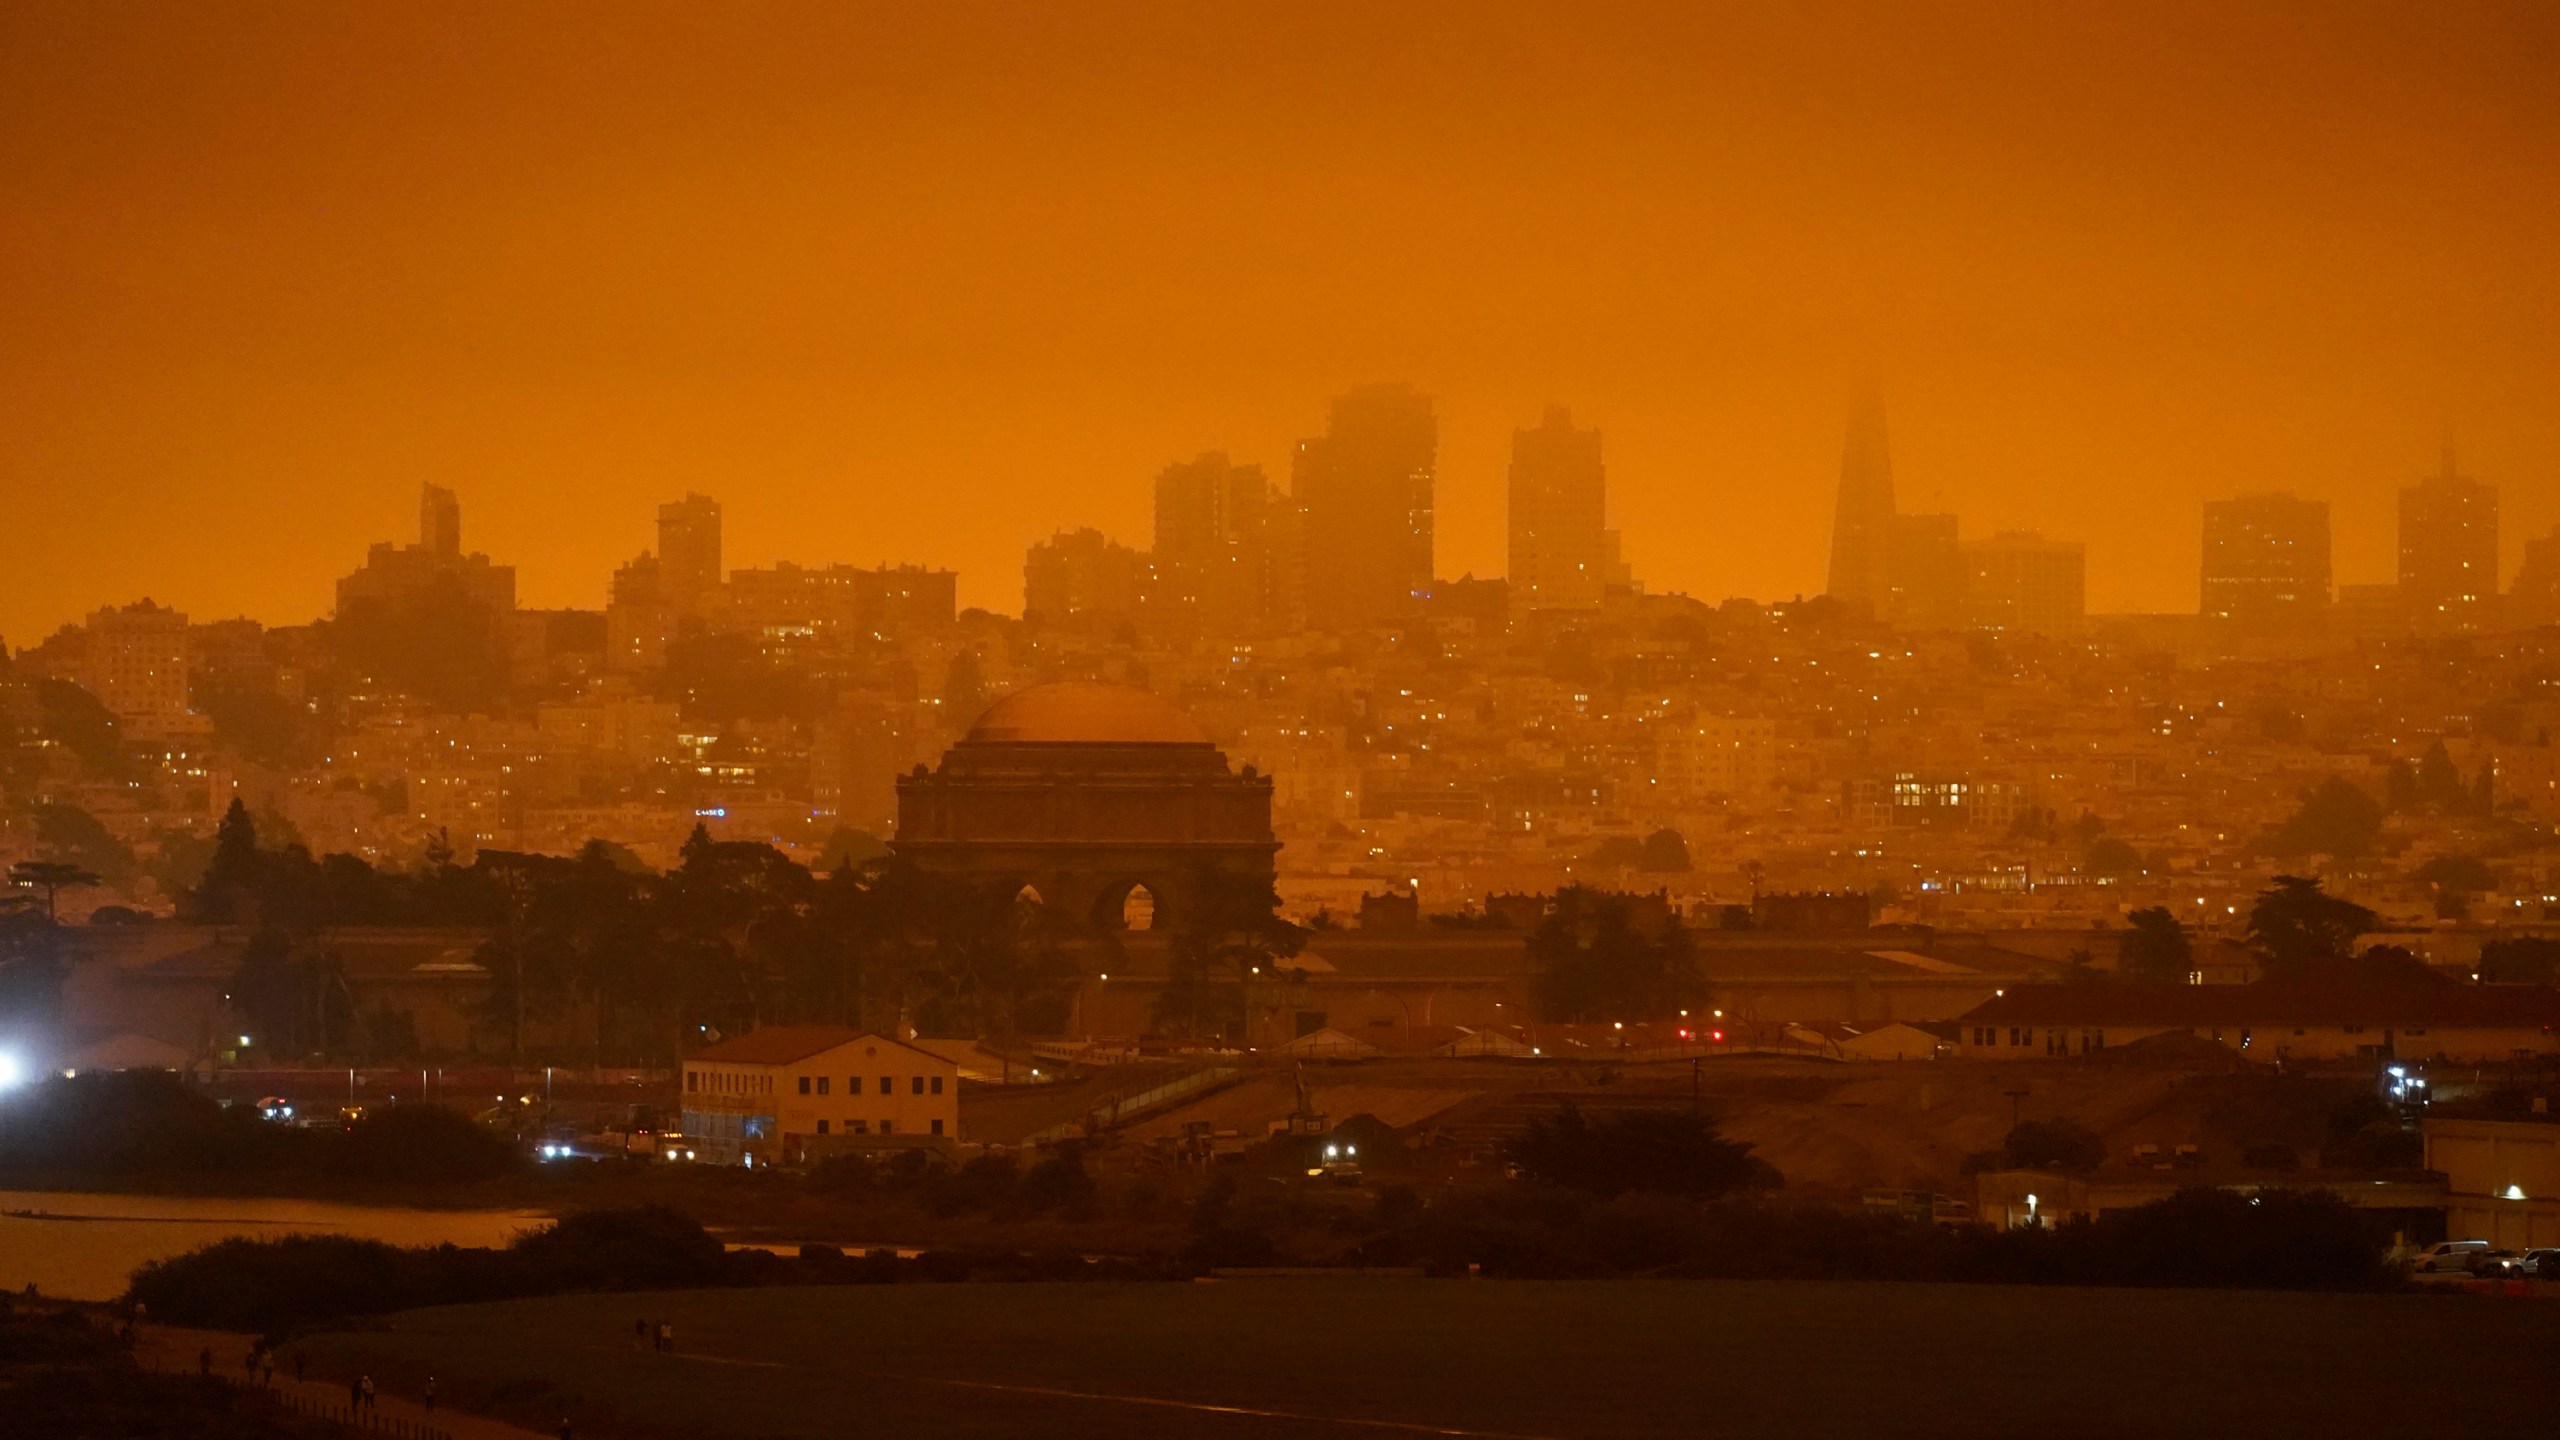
left=1960, top=982, right=2560, bottom=1030
left=689, top=1026, right=883, bottom=1065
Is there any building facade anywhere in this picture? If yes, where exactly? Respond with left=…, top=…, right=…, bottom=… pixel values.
left=681, top=1026, right=960, bottom=1165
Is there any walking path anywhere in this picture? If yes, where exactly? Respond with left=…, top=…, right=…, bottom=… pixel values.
left=133, top=1322, right=557, bottom=1440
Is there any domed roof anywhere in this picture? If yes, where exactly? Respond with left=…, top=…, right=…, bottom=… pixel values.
left=961, top=681, right=1213, bottom=746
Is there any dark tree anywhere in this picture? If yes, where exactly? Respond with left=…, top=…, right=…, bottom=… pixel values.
left=2118, top=907, right=2192, bottom=985
left=2263, top=779, right=2385, bottom=861
left=1528, top=887, right=1708, bottom=1023
left=2245, top=876, right=2379, bottom=981
left=2477, top=936, right=2560, bottom=986
left=1506, top=1105, right=1775, bottom=1199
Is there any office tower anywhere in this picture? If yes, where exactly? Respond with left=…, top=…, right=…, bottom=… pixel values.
left=1824, top=384, right=1897, bottom=608
left=76, top=599, right=192, bottom=734
left=2511, top=526, right=2560, bottom=629
left=420, top=484, right=462, bottom=557
left=1885, top=513, right=1966, bottom=630
left=1154, top=452, right=1277, bottom=637
left=1292, top=384, right=1436, bottom=631
left=1964, top=531, right=2086, bottom=637
left=1023, top=527, right=1146, bottom=629
left=2398, top=442, right=2499, bottom=632
left=1507, top=406, right=1611, bottom=621
left=2200, top=492, right=2331, bottom=632
left=657, top=493, right=725, bottom=610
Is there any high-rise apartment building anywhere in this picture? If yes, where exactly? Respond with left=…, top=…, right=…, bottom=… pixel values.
left=2510, top=526, right=2560, bottom=630
left=1506, top=406, right=1612, bottom=620
left=420, top=484, right=462, bottom=557
left=76, top=599, right=193, bottom=734
left=1964, top=531, right=2086, bottom=637
left=1154, top=452, right=1277, bottom=638
left=2200, top=492, right=2331, bottom=632
left=1023, top=528, right=1147, bottom=630
left=657, top=493, right=725, bottom=611
left=1292, top=384, right=1436, bottom=631
left=1824, top=385, right=1897, bottom=608
left=2398, top=445, right=2498, bottom=632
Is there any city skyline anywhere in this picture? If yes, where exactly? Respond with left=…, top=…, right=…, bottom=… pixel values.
left=5, top=3, right=2556, bottom=643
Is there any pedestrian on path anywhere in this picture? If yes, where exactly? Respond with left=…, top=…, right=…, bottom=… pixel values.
left=261, top=1355, right=275, bottom=1389
left=360, top=1374, right=377, bottom=1410
left=350, top=1376, right=364, bottom=1411
left=633, top=1316, right=648, bottom=1349
left=557, top=1415, right=574, bottom=1440
left=424, top=1375, right=438, bottom=1413
left=655, top=1319, right=672, bottom=1352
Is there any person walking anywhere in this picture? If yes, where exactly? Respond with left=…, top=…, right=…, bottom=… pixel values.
left=424, top=1375, right=438, bottom=1413
left=360, top=1374, right=377, bottom=1411
left=655, top=1320, right=671, bottom=1353
left=244, top=1344, right=261, bottom=1381
left=557, top=1416, right=574, bottom=1440
left=350, top=1376, right=364, bottom=1412
left=634, top=1316, right=649, bottom=1349
left=260, top=1355, right=275, bottom=1389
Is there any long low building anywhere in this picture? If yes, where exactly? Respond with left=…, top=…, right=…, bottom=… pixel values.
left=2423, top=1115, right=2560, bottom=1250
left=1954, top=981, right=2560, bottom=1063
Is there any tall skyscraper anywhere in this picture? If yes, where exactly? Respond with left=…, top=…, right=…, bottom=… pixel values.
left=2398, top=440, right=2499, bottom=631
left=2510, top=526, right=2560, bottom=629
left=2201, top=492, right=2331, bottom=633
left=1824, top=384, right=1897, bottom=608
left=657, top=493, right=725, bottom=609
left=1506, top=405, right=1612, bottom=620
left=1154, top=452, right=1277, bottom=637
left=1292, top=384, right=1436, bottom=631
left=420, top=484, right=462, bottom=557
left=1885, top=513, right=1966, bottom=630
left=1964, top=531, right=2086, bottom=637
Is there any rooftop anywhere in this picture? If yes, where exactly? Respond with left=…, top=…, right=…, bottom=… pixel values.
left=961, top=681, right=1213, bottom=747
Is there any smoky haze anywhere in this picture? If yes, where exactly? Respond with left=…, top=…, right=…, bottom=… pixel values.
left=2, top=0, right=2555, bottom=641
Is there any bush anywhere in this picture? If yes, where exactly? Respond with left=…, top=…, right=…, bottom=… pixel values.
left=1506, top=1106, right=1778, bottom=1199
left=327, top=1103, right=518, bottom=1184
left=509, top=1206, right=730, bottom=1292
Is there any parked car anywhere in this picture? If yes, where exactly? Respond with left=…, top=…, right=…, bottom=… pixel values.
left=2407, top=1240, right=2493, bottom=1273
left=2515, top=1249, right=2560, bottom=1278
left=2471, top=1249, right=2523, bottom=1276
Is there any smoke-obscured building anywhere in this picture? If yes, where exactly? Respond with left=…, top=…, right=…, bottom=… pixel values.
left=1825, top=385, right=1897, bottom=609
left=1506, top=405, right=1614, bottom=620
left=1153, top=452, right=1280, bottom=639
left=1964, top=531, right=2086, bottom=637
left=1293, top=383, right=1436, bottom=631
left=2200, top=491, right=2330, bottom=634
left=2399, top=448, right=2498, bottom=633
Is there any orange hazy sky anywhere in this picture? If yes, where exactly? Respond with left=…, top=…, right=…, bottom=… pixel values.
left=4, top=1, right=2555, bottom=643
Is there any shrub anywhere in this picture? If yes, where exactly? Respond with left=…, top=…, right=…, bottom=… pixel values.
left=1506, top=1106, right=1778, bottom=1199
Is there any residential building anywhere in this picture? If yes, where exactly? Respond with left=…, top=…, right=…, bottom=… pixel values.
left=2399, top=448, right=2499, bottom=632
left=1886, top=513, right=1966, bottom=630
left=1293, top=383, right=1436, bottom=631
left=74, top=599, right=193, bottom=734
left=1956, top=982, right=2560, bottom=1063
left=658, top=492, right=725, bottom=613
left=1507, top=405, right=1613, bottom=620
left=1023, top=528, right=1147, bottom=630
left=1154, top=452, right=1279, bottom=637
left=336, top=485, right=518, bottom=619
